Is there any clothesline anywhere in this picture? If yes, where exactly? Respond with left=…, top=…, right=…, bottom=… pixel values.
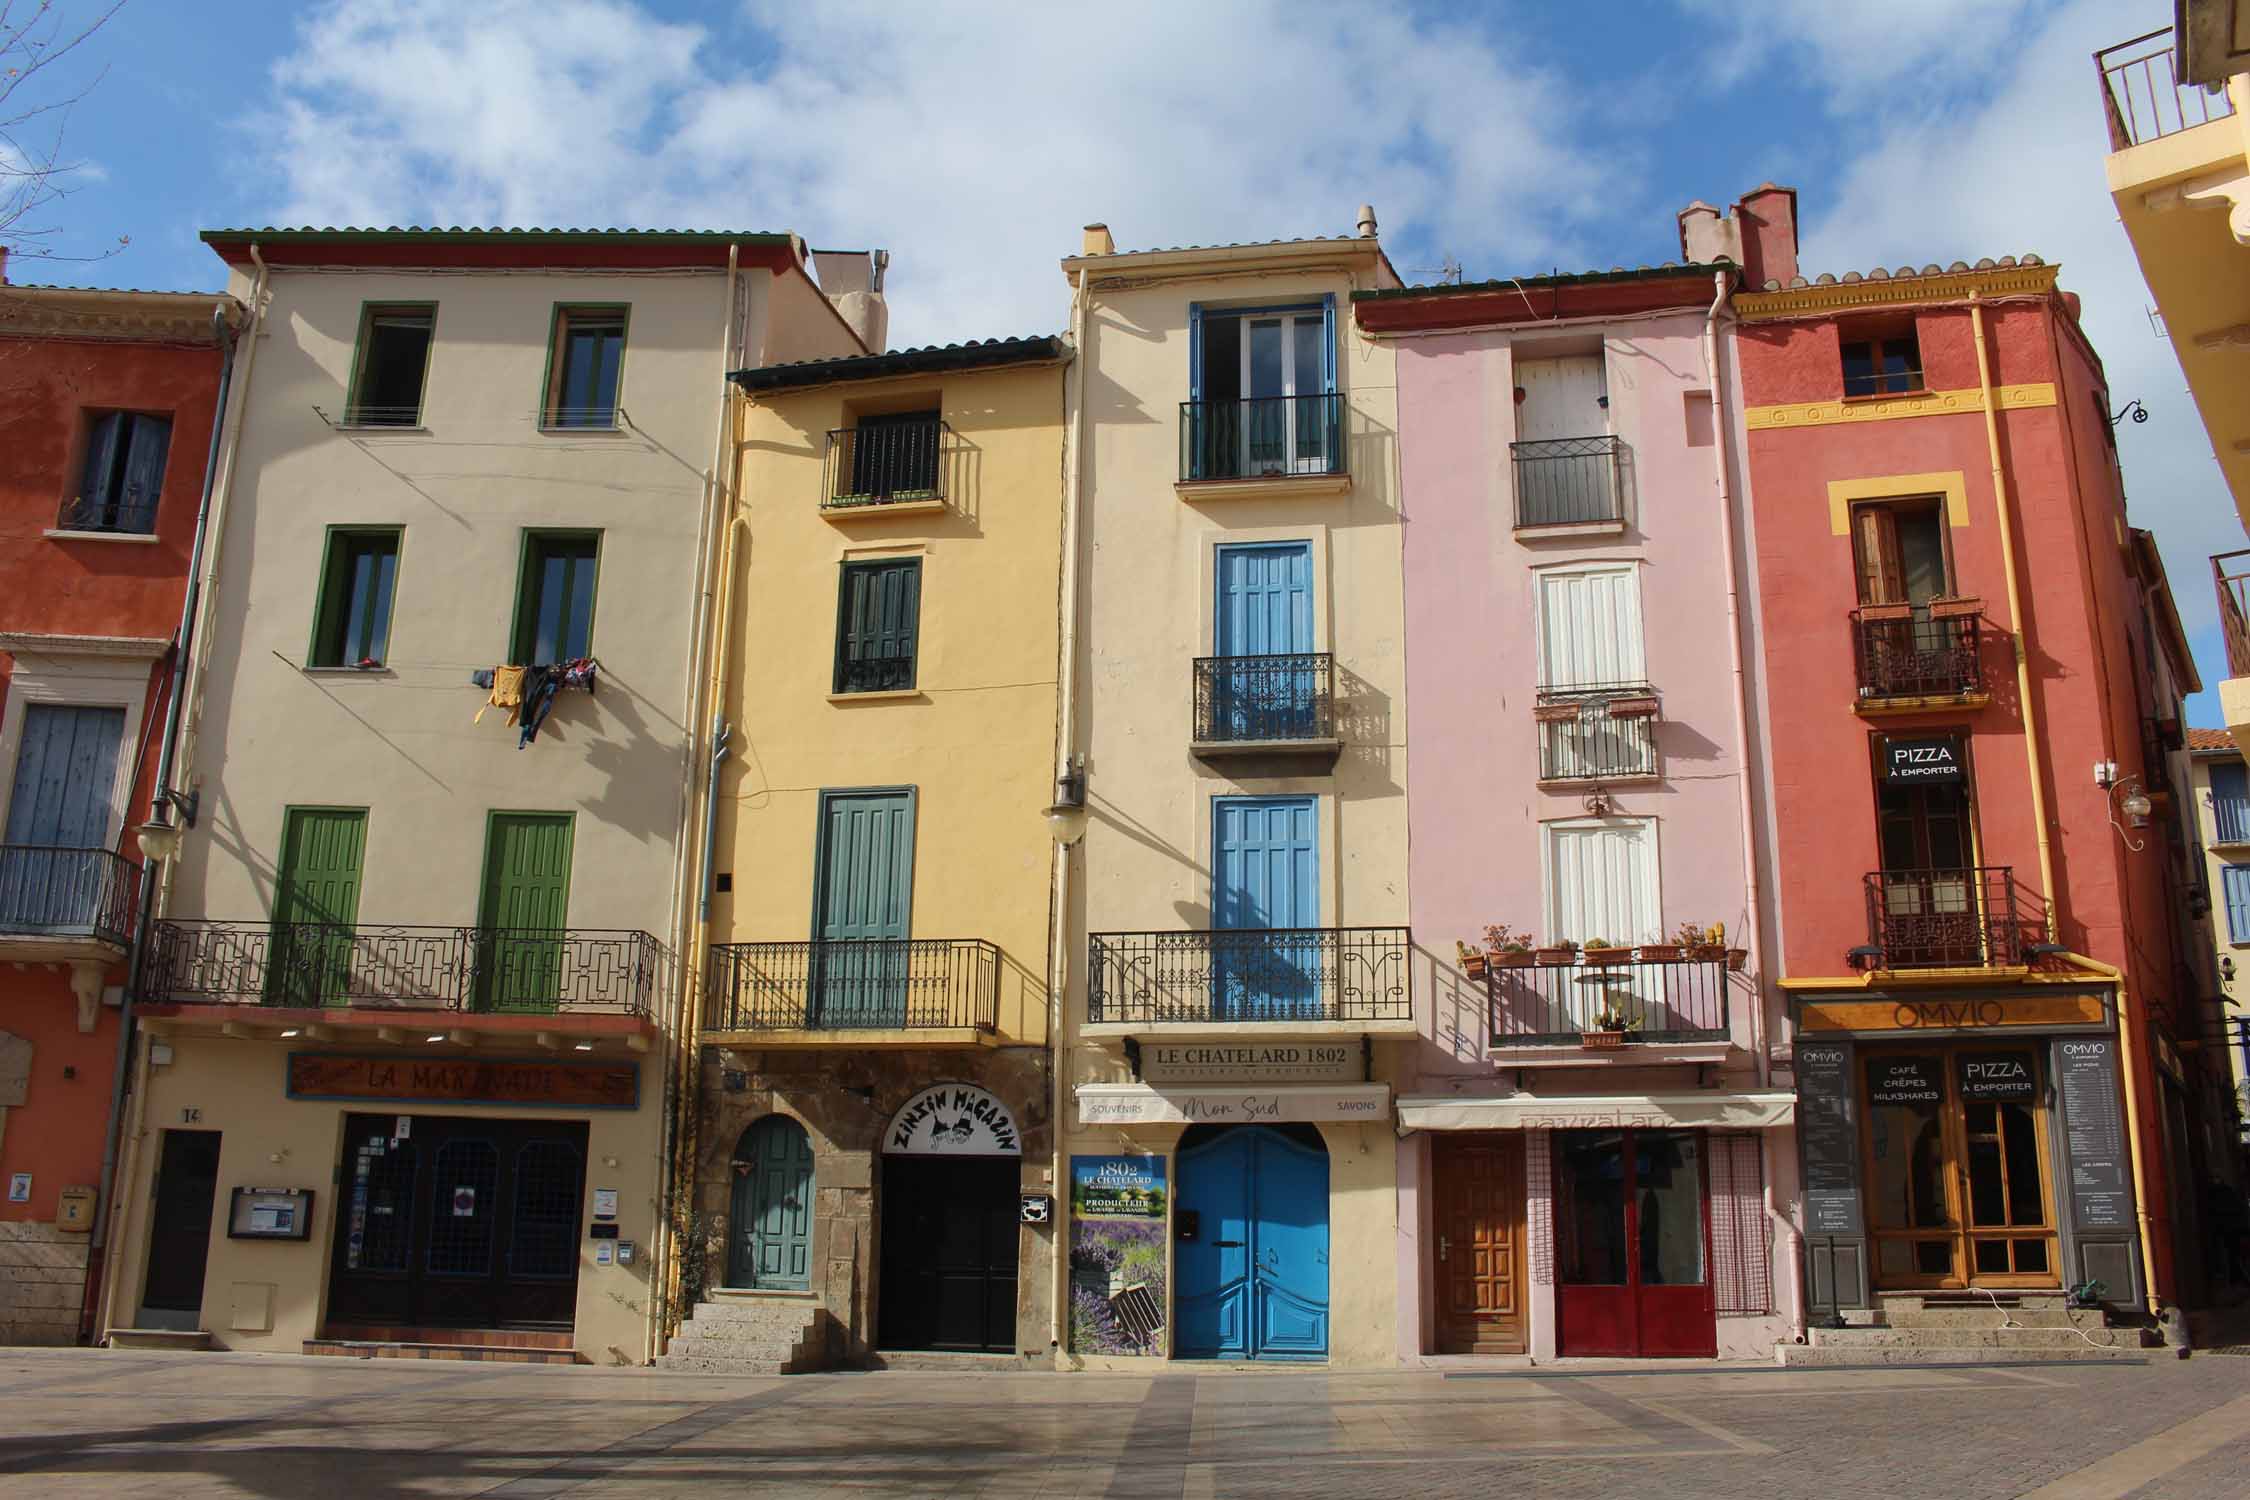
left=473, top=657, right=601, bottom=747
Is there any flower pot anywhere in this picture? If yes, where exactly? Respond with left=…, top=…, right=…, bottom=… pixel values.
left=1725, top=948, right=1748, bottom=972
left=1927, top=596, right=1982, bottom=620
left=1634, top=943, right=1682, bottom=963
left=1460, top=953, right=1488, bottom=979
left=1581, top=947, right=1631, bottom=966
left=1580, top=1030, right=1626, bottom=1050
left=1533, top=947, right=1575, bottom=966
left=1491, top=949, right=1538, bottom=969
left=1686, top=944, right=1726, bottom=964
left=1533, top=702, right=1580, bottom=724
left=1858, top=601, right=1912, bottom=622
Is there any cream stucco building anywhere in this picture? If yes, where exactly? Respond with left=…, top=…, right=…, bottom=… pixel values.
left=1053, top=217, right=1411, bottom=1369
left=98, top=227, right=869, bottom=1363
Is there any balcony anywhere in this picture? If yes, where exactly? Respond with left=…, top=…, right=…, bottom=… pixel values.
left=2097, top=28, right=2234, bottom=151
left=704, top=938, right=999, bottom=1044
left=1190, top=653, right=1340, bottom=759
left=1861, top=867, right=2031, bottom=970
left=1085, top=926, right=1413, bottom=1035
left=1178, top=393, right=1346, bottom=492
left=1536, top=684, right=1658, bottom=784
left=1486, top=952, right=1730, bottom=1060
left=0, top=845, right=136, bottom=955
left=823, top=418, right=950, bottom=516
left=1512, top=435, right=1625, bottom=533
left=144, top=920, right=657, bottom=1023
left=2218, top=553, right=2250, bottom=756
left=1852, top=603, right=1985, bottom=706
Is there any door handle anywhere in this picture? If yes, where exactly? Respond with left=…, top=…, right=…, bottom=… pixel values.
left=1439, top=1236, right=1449, bottom=1262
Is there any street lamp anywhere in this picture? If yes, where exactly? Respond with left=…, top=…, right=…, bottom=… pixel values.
left=1045, top=756, right=1089, bottom=847
left=135, top=787, right=199, bottom=863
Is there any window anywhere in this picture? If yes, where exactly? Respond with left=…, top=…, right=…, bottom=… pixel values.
left=2223, top=864, right=2250, bottom=943
left=545, top=306, right=627, bottom=428
left=1841, top=333, right=1923, bottom=397
left=2212, top=761, right=2250, bottom=845
left=1537, top=566, right=1645, bottom=689
left=842, top=410, right=942, bottom=501
left=513, top=533, right=600, bottom=663
left=833, top=558, right=921, bottom=693
left=1851, top=500, right=1949, bottom=606
left=64, top=411, right=170, bottom=533
left=309, top=529, right=402, bottom=668
left=1183, top=299, right=1339, bottom=479
left=346, top=305, right=435, bottom=425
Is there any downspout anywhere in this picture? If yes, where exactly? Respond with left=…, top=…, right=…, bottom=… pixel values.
left=2057, top=953, right=2164, bottom=1316
left=1968, top=294, right=2059, bottom=939
left=86, top=286, right=251, bottom=1341
left=1048, top=267, right=1091, bottom=1365
left=654, top=245, right=742, bottom=1358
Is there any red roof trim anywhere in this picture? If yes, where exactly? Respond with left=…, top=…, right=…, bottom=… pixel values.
left=1354, top=274, right=1718, bottom=333
left=205, top=238, right=796, bottom=273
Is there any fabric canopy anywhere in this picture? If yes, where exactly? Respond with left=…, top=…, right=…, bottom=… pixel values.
left=1075, top=1083, right=1391, bottom=1128
left=1395, top=1090, right=1796, bottom=1133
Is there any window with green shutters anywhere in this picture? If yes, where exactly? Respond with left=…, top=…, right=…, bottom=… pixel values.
left=512, top=532, right=601, bottom=664
left=308, top=528, right=402, bottom=668
left=833, top=558, right=921, bottom=693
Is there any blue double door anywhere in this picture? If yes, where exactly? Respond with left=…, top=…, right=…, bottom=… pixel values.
left=1176, top=1125, right=1330, bottom=1359
left=1211, top=542, right=1318, bottom=741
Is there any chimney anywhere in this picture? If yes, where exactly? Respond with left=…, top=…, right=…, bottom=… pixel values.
left=1355, top=203, right=1378, bottom=239
left=810, top=248, right=890, bottom=353
left=1734, top=183, right=1799, bottom=290
left=1082, top=223, right=1114, bottom=256
left=1676, top=200, right=1740, bottom=267
left=0, top=246, right=9, bottom=285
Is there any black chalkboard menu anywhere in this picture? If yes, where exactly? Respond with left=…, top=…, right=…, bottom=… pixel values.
left=1957, top=1050, right=2036, bottom=1102
left=1796, top=1042, right=1862, bottom=1235
left=2057, top=1037, right=2131, bottom=1231
left=1866, top=1055, right=1942, bottom=1106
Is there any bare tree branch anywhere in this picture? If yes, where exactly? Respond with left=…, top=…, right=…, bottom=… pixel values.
left=1, top=0, right=130, bottom=263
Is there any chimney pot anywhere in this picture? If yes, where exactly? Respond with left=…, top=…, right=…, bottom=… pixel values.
left=1082, top=223, right=1114, bottom=257
left=0, top=246, right=9, bottom=285
left=1355, top=204, right=1378, bottom=238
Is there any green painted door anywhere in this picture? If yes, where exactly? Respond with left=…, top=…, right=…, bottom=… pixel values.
left=476, top=813, right=574, bottom=1012
left=811, top=790, right=914, bottom=1027
left=269, top=808, right=367, bottom=1006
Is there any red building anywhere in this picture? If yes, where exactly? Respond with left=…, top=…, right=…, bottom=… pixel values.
left=1689, top=187, right=2224, bottom=1319
left=0, top=273, right=238, bottom=1343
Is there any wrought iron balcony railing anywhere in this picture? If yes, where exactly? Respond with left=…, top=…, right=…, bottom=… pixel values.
left=0, top=846, right=136, bottom=945
left=705, top=938, right=999, bottom=1032
left=1087, top=926, right=1410, bottom=1025
left=1192, top=653, right=1336, bottom=746
left=824, top=419, right=949, bottom=509
left=1862, top=867, right=2027, bottom=970
left=56, top=489, right=159, bottom=536
left=1536, top=683, right=1658, bottom=781
left=1486, top=954, right=1730, bottom=1045
left=1852, top=605, right=1983, bottom=699
left=145, top=920, right=657, bottom=1016
left=1179, top=393, right=1345, bottom=482
left=2216, top=550, right=2250, bottom=678
left=1511, top=435, right=1624, bottom=528
left=2096, top=28, right=2234, bottom=151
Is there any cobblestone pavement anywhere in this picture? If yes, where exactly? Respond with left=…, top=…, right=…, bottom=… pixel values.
left=2, top=1348, right=2248, bottom=1498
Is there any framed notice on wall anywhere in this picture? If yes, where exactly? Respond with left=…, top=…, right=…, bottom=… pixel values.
left=228, top=1187, right=315, bottom=1240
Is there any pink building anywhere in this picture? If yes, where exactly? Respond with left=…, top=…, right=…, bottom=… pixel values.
left=1358, top=265, right=1799, bottom=1360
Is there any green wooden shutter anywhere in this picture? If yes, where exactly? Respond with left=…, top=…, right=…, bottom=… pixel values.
left=476, top=812, right=574, bottom=1012
left=270, top=808, right=368, bottom=1006
left=834, top=560, right=920, bottom=692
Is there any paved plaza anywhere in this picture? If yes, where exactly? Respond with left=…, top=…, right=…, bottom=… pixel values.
left=2, top=1348, right=2248, bottom=1497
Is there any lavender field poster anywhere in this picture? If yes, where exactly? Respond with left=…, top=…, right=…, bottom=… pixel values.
left=1069, top=1154, right=1167, bottom=1356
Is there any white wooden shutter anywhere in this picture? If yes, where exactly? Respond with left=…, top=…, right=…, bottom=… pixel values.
left=1538, top=567, right=1645, bottom=689
left=1546, top=819, right=1658, bottom=945
left=1514, top=355, right=1607, bottom=442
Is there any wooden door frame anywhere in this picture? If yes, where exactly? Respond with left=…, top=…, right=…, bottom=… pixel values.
left=1553, top=1127, right=1716, bottom=1357
left=1430, top=1132, right=1528, bottom=1356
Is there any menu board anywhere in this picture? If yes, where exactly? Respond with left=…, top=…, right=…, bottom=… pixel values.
left=2057, top=1038, right=2131, bottom=1231
left=1866, top=1055, right=1942, bottom=1106
left=1957, top=1050, right=2036, bottom=1102
left=1795, top=1042, right=1862, bottom=1236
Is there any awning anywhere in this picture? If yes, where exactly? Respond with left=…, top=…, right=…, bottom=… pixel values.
left=1396, top=1090, right=1797, bottom=1133
left=1075, top=1083, right=1391, bottom=1128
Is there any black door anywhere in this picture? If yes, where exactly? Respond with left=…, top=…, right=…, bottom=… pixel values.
left=143, top=1130, right=222, bottom=1314
left=878, top=1156, right=1018, bottom=1353
left=328, top=1114, right=587, bottom=1331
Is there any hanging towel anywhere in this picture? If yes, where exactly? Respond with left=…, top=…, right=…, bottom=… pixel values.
left=518, top=664, right=562, bottom=747
left=558, top=656, right=599, bottom=694
left=476, top=665, right=527, bottom=725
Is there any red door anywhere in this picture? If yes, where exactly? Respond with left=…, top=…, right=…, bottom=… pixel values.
left=1554, top=1129, right=1714, bottom=1357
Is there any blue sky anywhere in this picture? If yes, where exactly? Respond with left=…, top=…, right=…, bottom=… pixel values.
left=19, top=0, right=2241, bottom=723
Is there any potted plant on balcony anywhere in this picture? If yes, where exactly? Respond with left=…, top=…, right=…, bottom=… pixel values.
left=1580, top=937, right=1630, bottom=966
left=1927, top=596, right=1981, bottom=620
left=1456, top=940, right=1488, bottom=979
left=1679, top=920, right=1727, bottom=964
left=1581, top=1001, right=1637, bottom=1049
left=1635, top=933, right=1683, bottom=962
left=1533, top=937, right=1577, bottom=966
left=1858, top=600, right=1913, bottom=622
left=1484, top=922, right=1537, bottom=968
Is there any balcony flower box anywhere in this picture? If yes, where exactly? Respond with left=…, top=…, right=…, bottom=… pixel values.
left=1490, top=948, right=1538, bottom=969
left=1606, top=695, right=1660, bottom=719
left=1534, top=945, right=1576, bottom=965
left=1580, top=1029, right=1627, bottom=1050
left=1634, top=943, right=1682, bottom=962
left=1686, top=943, right=1726, bottom=963
left=1927, top=596, right=1982, bottom=620
left=1533, top=701, right=1580, bottom=724
left=1580, top=944, right=1631, bottom=966
left=1858, top=601, right=1913, bottom=622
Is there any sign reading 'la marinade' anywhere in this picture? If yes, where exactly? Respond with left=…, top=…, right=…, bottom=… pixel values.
left=1884, top=736, right=1964, bottom=783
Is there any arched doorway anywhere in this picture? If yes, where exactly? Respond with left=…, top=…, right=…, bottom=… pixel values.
left=1175, top=1123, right=1329, bottom=1360
left=729, top=1115, right=814, bottom=1290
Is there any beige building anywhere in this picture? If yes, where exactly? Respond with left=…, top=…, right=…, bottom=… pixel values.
left=2187, top=729, right=2250, bottom=1143
left=666, top=336, right=1070, bottom=1372
left=97, top=228, right=869, bottom=1363
left=1054, top=216, right=1412, bottom=1369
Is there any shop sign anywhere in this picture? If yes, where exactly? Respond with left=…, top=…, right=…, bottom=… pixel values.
left=1866, top=1056, right=1942, bottom=1106
left=286, top=1053, right=640, bottom=1109
left=2057, top=1038, right=2131, bottom=1231
left=1882, top=736, right=1963, bottom=783
left=1795, top=1043, right=1862, bottom=1236
left=885, top=1083, right=1021, bottom=1156
left=1799, top=992, right=2107, bottom=1034
left=1139, top=1043, right=1359, bottom=1087
left=1076, top=1084, right=1390, bottom=1127
left=1957, top=1050, right=2036, bottom=1102
left=1069, top=1155, right=1167, bottom=1357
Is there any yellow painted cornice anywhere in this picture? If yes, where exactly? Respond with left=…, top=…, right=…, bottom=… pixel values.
left=1779, top=966, right=2107, bottom=993
left=1748, top=382, right=2055, bottom=431
left=1735, top=264, right=2058, bottom=321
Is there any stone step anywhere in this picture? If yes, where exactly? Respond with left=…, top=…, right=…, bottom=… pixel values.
left=1779, top=1341, right=2144, bottom=1366
left=1810, top=1326, right=2141, bottom=1351
left=664, top=1335, right=803, bottom=1363
left=1883, top=1306, right=2109, bottom=1331
left=106, top=1329, right=213, bottom=1351
left=653, top=1353, right=796, bottom=1376
left=303, top=1340, right=581, bottom=1364
left=1879, top=1293, right=2073, bottom=1312
left=685, top=1301, right=819, bottom=1326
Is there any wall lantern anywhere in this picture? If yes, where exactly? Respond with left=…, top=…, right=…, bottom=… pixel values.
left=1045, top=756, right=1089, bottom=847
left=134, top=787, right=199, bottom=863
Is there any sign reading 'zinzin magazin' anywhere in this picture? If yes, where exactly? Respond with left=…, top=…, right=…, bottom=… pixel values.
left=885, top=1083, right=1021, bottom=1156
left=1139, top=1042, right=1359, bottom=1087
left=286, top=1053, right=639, bottom=1109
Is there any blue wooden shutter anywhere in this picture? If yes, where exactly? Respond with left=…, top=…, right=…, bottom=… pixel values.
left=2213, top=762, right=2250, bottom=845
left=120, top=415, right=172, bottom=528
left=1319, top=293, right=1337, bottom=393
left=1188, top=303, right=1205, bottom=402
left=2225, top=864, right=2250, bottom=942
left=76, top=413, right=123, bottom=524
left=5, top=704, right=125, bottom=847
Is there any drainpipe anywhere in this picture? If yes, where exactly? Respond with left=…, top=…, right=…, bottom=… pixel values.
left=1968, top=294, right=2059, bottom=939
left=1047, top=266, right=1091, bottom=1365
left=83, top=294, right=245, bottom=1342
left=2056, top=953, right=2164, bottom=1316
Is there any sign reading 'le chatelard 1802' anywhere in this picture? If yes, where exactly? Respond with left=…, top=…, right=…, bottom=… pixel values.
left=1884, top=736, right=1963, bottom=783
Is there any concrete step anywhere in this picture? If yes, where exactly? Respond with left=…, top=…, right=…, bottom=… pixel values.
left=663, top=1335, right=803, bottom=1363
left=1779, top=1341, right=2144, bottom=1366
left=1809, top=1326, right=2142, bottom=1352
left=653, top=1353, right=796, bottom=1376
left=303, top=1339, right=581, bottom=1364
left=1884, top=1305, right=2108, bottom=1331
left=1879, top=1293, right=2072, bottom=1313
left=106, top=1329, right=213, bottom=1351
left=684, top=1301, right=819, bottom=1327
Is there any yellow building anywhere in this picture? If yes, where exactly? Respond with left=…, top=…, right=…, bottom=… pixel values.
left=2098, top=13, right=2250, bottom=744
left=669, top=336, right=1069, bottom=1371
left=2187, top=729, right=2250, bottom=1136
left=1053, top=215, right=1412, bottom=1369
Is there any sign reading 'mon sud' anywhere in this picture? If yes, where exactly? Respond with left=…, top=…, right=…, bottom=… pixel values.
left=286, top=1053, right=639, bottom=1109
left=1883, top=735, right=1963, bottom=783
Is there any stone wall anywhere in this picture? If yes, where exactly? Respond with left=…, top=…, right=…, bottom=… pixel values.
left=0, top=1221, right=88, bottom=1345
left=693, top=1045, right=1053, bottom=1366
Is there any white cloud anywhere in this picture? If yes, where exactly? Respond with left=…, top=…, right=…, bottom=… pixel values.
left=255, top=0, right=1617, bottom=346
left=1787, top=0, right=2242, bottom=702
left=1682, top=0, right=2045, bottom=102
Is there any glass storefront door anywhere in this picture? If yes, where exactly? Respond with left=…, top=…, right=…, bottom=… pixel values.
left=1553, top=1128, right=1714, bottom=1356
left=1863, top=1044, right=2057, bottom=1288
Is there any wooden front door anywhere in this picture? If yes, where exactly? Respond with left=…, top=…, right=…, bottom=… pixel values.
left=1432, top=1133, right=1526, bottom=1354
left=728, top=1115, right=814, bottom=1290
